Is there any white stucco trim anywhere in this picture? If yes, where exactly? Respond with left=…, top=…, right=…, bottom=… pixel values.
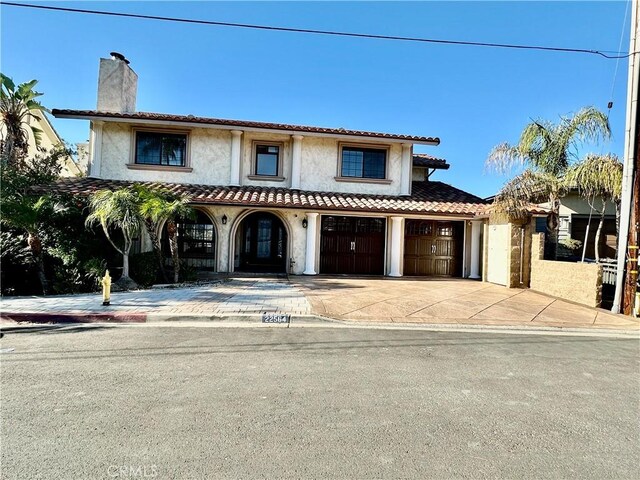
left=400, top=144, right=412, bottom=196
left=230, top=130, right=243, bottom=186
left=388, top=216, right=404, bottom=277
left=89, top=121, right=104, bottom=177
left=303, top=212, right=319, bottom=274
left=291, top=135, right=303, bottom=190
left=469, top=220, right=483, bottom=279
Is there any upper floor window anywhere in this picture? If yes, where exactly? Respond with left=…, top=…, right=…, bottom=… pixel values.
left=340, top=146, right=387, bottom=179
left=135, top=131, right=187, bottom=167
left=254, top=143, right=281, bottom=177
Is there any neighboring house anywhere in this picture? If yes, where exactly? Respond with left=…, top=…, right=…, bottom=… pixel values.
left=536, top=191, right=617, bottom=260
left=51, top=53, right=496, bottom=279
left=25, top=111, right=84, bottom=177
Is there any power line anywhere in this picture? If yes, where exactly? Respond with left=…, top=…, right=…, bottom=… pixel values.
left=1, top=1, right=634, bottom=60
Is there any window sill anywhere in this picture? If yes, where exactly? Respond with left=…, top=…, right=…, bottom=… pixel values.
left=127, top=164, right=193, bottom=173
left=247, top=175, right=286, bottom=182
left=334, top=176, right=392, bottom=185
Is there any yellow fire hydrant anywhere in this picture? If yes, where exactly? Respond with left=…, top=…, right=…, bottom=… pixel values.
left=102, top=270, right=111, bottom=306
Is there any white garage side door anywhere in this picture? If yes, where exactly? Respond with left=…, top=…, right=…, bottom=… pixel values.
left=486, top=224, right=509, bottom=286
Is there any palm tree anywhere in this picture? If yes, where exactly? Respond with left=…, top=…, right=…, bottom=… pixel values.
left=0, top=74, right=47, bottom=167
left=137, top=188, right=193, bottom=283
left=1, top=195, right=53, bottom=294
left=486, top=107, right=611, bottom=255
left=85, top=188, right=141, bottom=287
left=134, top=185, right=169, bottom=283
left=565, top=153, right=623, bottom=262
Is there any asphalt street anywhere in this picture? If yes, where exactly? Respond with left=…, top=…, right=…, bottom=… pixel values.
left=1, top=325, right=638, bottom=479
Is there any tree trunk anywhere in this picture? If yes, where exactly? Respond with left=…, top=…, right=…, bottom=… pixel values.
left=594, top=199, right=607, bottom=263
left=167, top=220, right=180, bottom=283
left=546, top=195, right=560, bottom=259
left=122, top=249, right=130, bottom=278
left=145, top=219, right=169, bottom=283
left=27, top=231, right=48, bottom=295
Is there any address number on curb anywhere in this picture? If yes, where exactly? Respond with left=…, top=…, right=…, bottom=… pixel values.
left=262, top=313, right=290, bottom=324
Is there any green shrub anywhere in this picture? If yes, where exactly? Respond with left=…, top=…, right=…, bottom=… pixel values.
left=129, top=252, right=160, bottom=287
left=180, top=262, right=198, bottom=283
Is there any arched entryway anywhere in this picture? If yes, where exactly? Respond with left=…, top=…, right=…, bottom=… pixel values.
left=235, top=212, right=288, bottom=273
left=162, top=210, right=217, bottom=272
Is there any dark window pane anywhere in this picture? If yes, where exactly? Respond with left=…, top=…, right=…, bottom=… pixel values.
left=341, top=147, right=385, bottom=179
left=255, top=145, right=279, bottom=176
left=256, top=218, right=272, bottom=258
left=135, top=132, right=186, bottom=166
left=341, top=148, right=363, bottom=177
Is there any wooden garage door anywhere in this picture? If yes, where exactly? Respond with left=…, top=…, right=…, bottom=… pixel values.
left=320, top=216, right=386, bottom=275
left=403, top=220, right=462, bottom=277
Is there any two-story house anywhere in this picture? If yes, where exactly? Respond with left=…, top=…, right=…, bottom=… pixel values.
left=51, top=53, right=488, bottom=279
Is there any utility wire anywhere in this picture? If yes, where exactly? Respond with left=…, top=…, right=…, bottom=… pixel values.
left=1, top=1, right=634, bottom=60
left=606, top=0, right=632, bottom=121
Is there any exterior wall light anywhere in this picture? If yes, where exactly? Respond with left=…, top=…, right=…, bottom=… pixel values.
left=302, top=218, right=308, bottom=229
left=221, top=214, right=227, bottom=225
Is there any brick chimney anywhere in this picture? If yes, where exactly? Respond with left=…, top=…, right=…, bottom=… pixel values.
left=97, top=52, right=137, bottom=113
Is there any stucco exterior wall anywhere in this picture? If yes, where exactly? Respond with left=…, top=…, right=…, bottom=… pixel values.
left=297, top=137, right=403, bottom=195
left=530, top=233, right=602, bottom=307
left=98, top=123, right=231, bottom=184
left=95, top=122, right=406, bottom=195
left=240, top=132, right=292, bottom=188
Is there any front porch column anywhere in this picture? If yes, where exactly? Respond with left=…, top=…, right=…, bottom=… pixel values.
left=303, top=212, right=319, bottom=275
left=400, top=143, right=412, bottom=196
left=389, top=216, right=404, bottom=277
left=291, top=135, right=303, bottom=189
left=229, top=130, right=243, bottom=186
left=469, top=220, right=483, bottom=279
left=88, top=121, right=103, bottom=177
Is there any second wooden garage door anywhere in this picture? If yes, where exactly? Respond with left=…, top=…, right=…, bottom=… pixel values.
left=404, top=220, right=463, bottom=277
left=320, top=216, right=386, bottom=275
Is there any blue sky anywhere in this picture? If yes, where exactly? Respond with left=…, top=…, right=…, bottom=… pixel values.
left=0, top=1, right=631, bottom=197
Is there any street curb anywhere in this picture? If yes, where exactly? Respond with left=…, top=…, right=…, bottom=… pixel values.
left=1, top=311, right=639, bottom=338
left=0, top=312, right=147, bottom=324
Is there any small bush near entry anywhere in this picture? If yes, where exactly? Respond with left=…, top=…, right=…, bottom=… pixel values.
left=129, top=252, right=160, bottom=287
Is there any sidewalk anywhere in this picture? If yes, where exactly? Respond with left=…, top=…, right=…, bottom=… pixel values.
left=1, top=276, right=638, bottom=333
left=0, top=278, right=310, bottom=322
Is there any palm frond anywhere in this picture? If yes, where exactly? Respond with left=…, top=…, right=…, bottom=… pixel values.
left=493, top=169, right=561, bottom=218
left=485, top=143, right=525, bottom=174
left=565, top=153, right=622, bottom=201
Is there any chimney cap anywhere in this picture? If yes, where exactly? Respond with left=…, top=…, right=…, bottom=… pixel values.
left=109, top=52, right=130, bottom=65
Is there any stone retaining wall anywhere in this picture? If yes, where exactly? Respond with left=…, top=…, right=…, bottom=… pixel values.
left=530, top=233, right=603, bottom=307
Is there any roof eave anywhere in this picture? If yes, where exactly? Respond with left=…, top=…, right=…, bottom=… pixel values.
left=52, top=111, right=440, bottom=146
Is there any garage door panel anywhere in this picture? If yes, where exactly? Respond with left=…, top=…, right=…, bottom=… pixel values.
left=320, top=216, right=386, bottom=275
left=404, top=220, right=461, bottom=277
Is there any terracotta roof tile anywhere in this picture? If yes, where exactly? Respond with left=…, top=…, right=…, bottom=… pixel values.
left=52, top=109, right=440, bottom=145
left=41, top=178, right=487, bottom=217
left=412, top=153, right=450, bottom=169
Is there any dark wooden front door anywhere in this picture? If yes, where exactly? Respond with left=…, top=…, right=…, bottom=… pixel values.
left=239, top=212, right=287, bottom=273
left=320, top=216, right=386, bottom=275
left=404, top=220, right=462, bottom=277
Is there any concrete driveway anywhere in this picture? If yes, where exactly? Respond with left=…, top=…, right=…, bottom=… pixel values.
left=291, top=277, right=640, bottom=330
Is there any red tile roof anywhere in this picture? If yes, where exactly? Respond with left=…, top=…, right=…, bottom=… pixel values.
left=42, top=178, right=487, bottom=217
left=412, top=153, right=450, bottom=170
left=52, top=109, right=440, bottom=145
